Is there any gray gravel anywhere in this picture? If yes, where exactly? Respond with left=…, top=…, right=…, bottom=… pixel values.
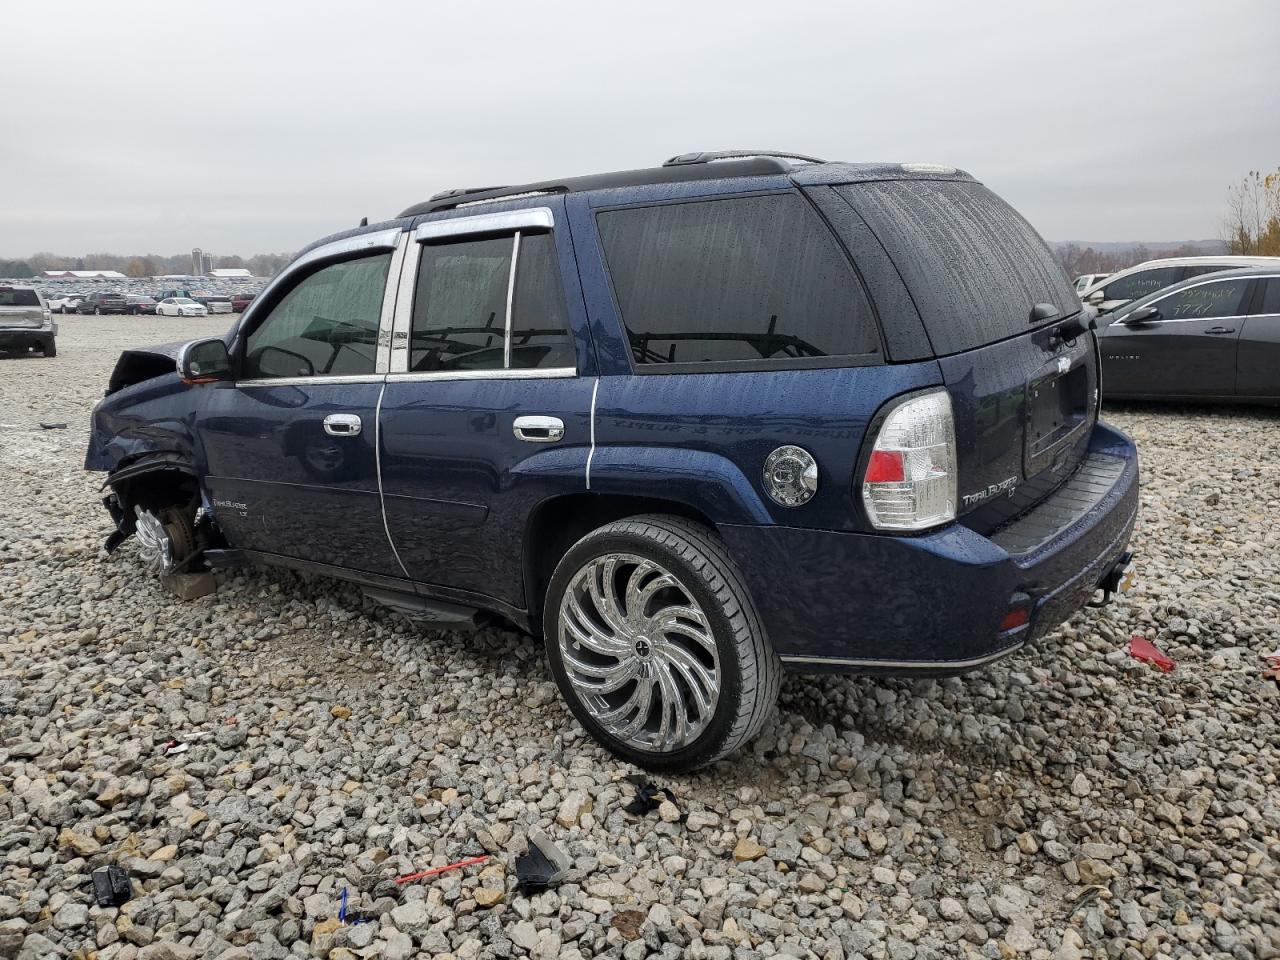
left=2, top=315, right=1278, bottom=960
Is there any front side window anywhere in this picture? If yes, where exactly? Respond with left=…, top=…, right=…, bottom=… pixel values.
left=1103, top=267, right=1180, bottom=303
left=244, top=252, right=390, bottom=379
left=410, top=231, right=575, bottom=372
left=1152, top=279, right=1250, bottom=321
left=597, top=193, right=879, bottom=367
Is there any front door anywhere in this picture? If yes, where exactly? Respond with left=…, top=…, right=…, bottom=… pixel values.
left=196, top=239, right=405, bottom=577
left=1100, top=276, right=1252, bottom=397
left=379, top=204, right=596, bottom=612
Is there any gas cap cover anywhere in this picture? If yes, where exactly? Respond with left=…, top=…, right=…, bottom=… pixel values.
left=764, top=445, right=819, bottom=507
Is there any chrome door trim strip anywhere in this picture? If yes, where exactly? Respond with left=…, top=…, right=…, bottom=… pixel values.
left=389, top=236, right=421, bottom=374
left=375, top=234, right=409, bottom=374
left=235, top=374, right=387, bottom=387
left=503, top=231, right=522, bottom=369
left=585, top=377, right=600, bottom=490
left=779, top=642, right=1024, bottom=671
left=414, top=207, right=554, bottom=242
left=384, top=367, right=576, bottom=384
left=375, top=381, right=412, bottom=581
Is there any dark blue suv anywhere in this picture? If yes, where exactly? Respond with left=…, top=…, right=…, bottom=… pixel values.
left=86, top=151, right=1139, bottom=771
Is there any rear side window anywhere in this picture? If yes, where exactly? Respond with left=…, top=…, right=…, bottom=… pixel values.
left=1260, top=278, right=1280, bottom=315
left=1179, top=264, right=1234, bottom=281
left=0, top=289, right=40, bottom=306
left=597, top=193, right=879, bottom=369
left=1102, top=267, right=1180, bottom=304
left=834, top=180, right=1078, bottom=355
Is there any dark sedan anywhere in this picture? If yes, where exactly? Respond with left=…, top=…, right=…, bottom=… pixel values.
left=1099, top=268, right=1279, bottom=402
left=125, top=295, right=157, bottom=315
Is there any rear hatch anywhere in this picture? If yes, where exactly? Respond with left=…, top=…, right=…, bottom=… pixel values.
left=0, top=287, right=46, bottom=328
left=829, top=177, right=1098, bottom=534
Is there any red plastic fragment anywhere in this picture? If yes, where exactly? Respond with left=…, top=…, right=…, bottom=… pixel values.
left=1128, top=636, right=1175, bottom=672
left=395, top=855, right=489, bottom=885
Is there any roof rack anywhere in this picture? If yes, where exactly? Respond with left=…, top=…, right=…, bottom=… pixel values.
left=663, top=150, right=826, bottom=167
left=399, top=151, right=822, bottom=218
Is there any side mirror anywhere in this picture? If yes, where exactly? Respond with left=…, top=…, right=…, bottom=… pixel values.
left=178, top=337, right=232, bottom=383
left=1122, top=306, right=1160, bottom=325
left=1086, top=290, right=1105, bottom=306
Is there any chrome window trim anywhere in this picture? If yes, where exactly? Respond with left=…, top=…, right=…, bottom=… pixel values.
left=1120, top=314, right=1248, bottom=326
left=234, top=227, right=403, bottom=338
left=235, top=374, right=387, bottom=388
left=375, top=234, right=409, bottom=374
left=503, top=231, right=522, bottom=368
left=384, top=367, right=576, bottom=384
left=389, top=235, right=421, bottom=373
left=414, top=207, right=554, bottom=242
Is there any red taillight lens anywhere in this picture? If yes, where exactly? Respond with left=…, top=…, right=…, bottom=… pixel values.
left=865, top=450, right=905, bottom=484
left=999, top=607, right=1029, bottom=632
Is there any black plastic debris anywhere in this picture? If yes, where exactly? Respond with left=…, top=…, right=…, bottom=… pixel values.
left=91, top=865, right=132, bottom=907
left=623, top=776, right=685, bottom=822
left=515, top=831, right=568, bottom=893
left=39, top=423, right=67, bottom=430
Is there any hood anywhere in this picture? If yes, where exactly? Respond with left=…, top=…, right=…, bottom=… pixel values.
left=106, top=341, right=186, bottom=394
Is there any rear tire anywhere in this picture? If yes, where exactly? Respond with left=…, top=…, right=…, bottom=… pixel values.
left=542, top=514, right=780, bottom=773
left=41, top=339, right=56, bottom=358
left=94, top=306, right=101, bottom=315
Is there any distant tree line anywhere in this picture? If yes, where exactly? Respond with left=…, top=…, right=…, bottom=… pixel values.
left=1222, top=168, right=1280, bottom=255
left=0, top=251, right=294, bottom=279
left=1051, top=242, right=1223, bottom=279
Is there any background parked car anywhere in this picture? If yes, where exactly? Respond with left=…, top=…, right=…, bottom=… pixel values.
left=77, top=292, right=129, bottom=315
left=1074, top=272, right=1109, bottom=293
left=196, top=295, right=233, bottom=314
left=125, top=295, right=157, bottom=315
left=1099, top=268, right=1278, bottom=402
left=46, top=293, right=87, bottom=314
left=156, top=297, right=208, bottom=317
left=231, top=292, right=256, bottom=312
left=1080, top=256, right=1280, bottom=314
left=0, top=285, right=56, bottom=357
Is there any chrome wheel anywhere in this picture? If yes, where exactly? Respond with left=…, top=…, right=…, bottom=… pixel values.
left=134, top=507, right=174, bottom=574
left=557, top=553, right=720, bottom=753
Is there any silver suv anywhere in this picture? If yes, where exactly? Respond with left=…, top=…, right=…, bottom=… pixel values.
left=0, top=285, right=56, bottom=357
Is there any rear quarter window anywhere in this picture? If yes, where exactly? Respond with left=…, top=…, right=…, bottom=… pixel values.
left=0, top=289, right=40, bottom=306
left=834, top=180, right=1078, bottom=355
left=596, top=192, right=880, bottom=370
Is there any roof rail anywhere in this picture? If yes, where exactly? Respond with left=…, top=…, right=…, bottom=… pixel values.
left=428, top=186, right=509, bottom=203
left=663, top=150, right=826, bottom=167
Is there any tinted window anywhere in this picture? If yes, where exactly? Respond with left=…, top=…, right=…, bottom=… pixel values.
left=834, top=180, right=1077, bottom=355
left=1153, top=279, right=1250, bottom=321
left=244, top=253, right=390, bottom=379
left=411, top=237, right=511, bottom=372
left=0, top=289, right=39, bottom=306
left=597, top=193, right=878, bottom=367
left=1260, top=278, right=1280, bottom=315
left=509, top=233, right=575, bottom=370
left=1103, top=267, right=1180, bottom=304
left=1180, top=264, right=1234, bottom=281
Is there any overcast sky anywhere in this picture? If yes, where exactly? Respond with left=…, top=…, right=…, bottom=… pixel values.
left=2, top=0, right=1277, bottom=257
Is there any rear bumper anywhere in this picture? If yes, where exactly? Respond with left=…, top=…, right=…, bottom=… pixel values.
left=0, top=327, right=54, bottom=347
left=720, top=421, right=1139, bottom=675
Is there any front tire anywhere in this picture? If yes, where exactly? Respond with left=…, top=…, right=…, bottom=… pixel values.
left=543, top=515, right=780, bottom=773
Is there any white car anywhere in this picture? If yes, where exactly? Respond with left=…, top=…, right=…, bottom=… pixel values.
left=46, top=293, right=86, bottom=314
left=1080, top=256, right=1280, bottom=314
left=1073, top=273, right=1109, bottom=294
left=156, top=297, right=209, bottom=317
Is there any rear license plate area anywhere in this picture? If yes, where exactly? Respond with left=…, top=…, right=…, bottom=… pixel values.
left=1025, top=361, right=1089, bottom=476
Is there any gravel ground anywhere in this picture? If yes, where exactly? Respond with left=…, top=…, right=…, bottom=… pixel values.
left=1, top=316, right=1277, bottom=960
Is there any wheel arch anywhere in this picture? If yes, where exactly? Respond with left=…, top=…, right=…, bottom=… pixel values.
left=102, top=454, right=202, bottom=553
left=522, top=492, right=721, bottom=637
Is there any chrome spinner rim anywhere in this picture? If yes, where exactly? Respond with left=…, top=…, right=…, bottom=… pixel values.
left=134, top=507, right=174, bottom=575
left=557, top=553, right=720, bottom=753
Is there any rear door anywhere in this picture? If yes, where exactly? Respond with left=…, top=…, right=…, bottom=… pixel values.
left=1237, top=276, right=1280, bottom=398
left=195, top=231, right=405, bottom=576
left=1100, top=276, right=1251, bottom=397
left=830, top=178, right=1097, bottom=526
left=379, top=202, right=595, bottom=611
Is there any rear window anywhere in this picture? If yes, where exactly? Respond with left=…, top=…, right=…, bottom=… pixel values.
left=834, top=180, right=1078, bottom=355
left=0, top=289, right=40, bottom=306
left=597, top=193, right=880, bottom=369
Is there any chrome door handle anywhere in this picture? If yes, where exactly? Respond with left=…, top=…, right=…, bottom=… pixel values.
left=323, top=414, right=362, bottom=437
left=513, top=415, right=564, bottom=443
left=1204, top=326, right=1235, bottom=335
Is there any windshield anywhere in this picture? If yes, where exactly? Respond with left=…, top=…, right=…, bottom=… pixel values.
left=174, top=298, right=197, bottom=304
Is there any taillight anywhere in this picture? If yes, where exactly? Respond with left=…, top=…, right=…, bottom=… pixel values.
left=861, top=389, right=957, bottom=531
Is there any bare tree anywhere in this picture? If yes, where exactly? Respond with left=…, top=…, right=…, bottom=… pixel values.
left=1222, top=169, right=1280, bottom=256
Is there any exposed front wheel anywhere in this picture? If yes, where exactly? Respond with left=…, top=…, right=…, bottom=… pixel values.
left=543, top=515, right=780, bottom=772
left=134, top=505, right=196, bottom=576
